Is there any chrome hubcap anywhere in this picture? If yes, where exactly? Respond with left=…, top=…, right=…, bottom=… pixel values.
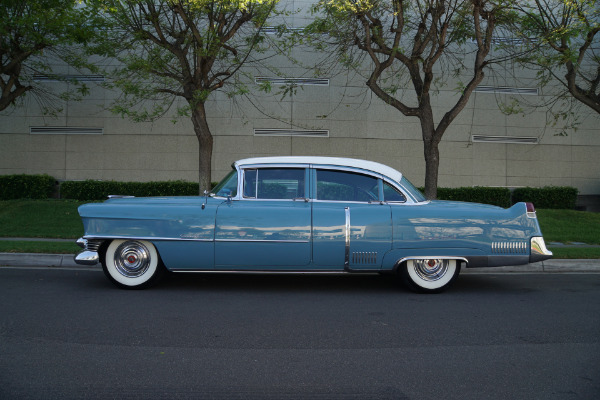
left=412, top=259, right=449, bottom=282
left=114, top=241, right=151, bottom=278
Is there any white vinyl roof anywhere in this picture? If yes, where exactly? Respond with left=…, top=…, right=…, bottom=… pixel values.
left=234, top=156, right=403, bottom=183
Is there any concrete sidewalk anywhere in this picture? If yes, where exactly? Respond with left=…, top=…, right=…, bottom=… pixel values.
left=1, top=252, right=600, bottom=273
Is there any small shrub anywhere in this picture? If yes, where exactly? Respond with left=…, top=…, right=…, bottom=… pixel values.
left=60, top=180, right=201, bottom=200
left=512, top=186, right=578, bottom=209
left=419, top=186, right=512, bottom=207
left=0, top=174, right=56, bottom=200
left=437, top=187, right=512, bottom=208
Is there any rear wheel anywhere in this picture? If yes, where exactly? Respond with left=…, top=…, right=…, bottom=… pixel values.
left=102, top=239, right=164, bottom=289
left=400, top=259, right=461, bottom=293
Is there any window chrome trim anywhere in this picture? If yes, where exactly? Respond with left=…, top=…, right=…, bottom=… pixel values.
left=240, top=165, right=309, bottom=201
left=230, top=163, right=420, bottom=204
left=215, top=239, right=309, bottom=243
left=344, top=207, right=351, bottom=269
left=83, top=235, right=213, bottom=242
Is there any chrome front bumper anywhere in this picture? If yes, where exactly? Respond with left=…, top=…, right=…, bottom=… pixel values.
left=74, top=237, right=100, bottom=266
left=529, top=236, right=553, bottom=263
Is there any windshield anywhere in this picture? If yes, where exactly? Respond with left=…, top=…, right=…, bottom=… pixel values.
left=210, top=169, right=238, bottom=197
left=400, top=176, right=427, bottom=202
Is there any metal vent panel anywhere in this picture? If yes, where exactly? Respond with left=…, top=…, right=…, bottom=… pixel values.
left=30, top=127, right=104, bottom=135
left=474, top=86, right=539, bottom=95
left=254, top=129, right=329, bottom=137
left=255, top=77, right=329, bottom=86
left=352, top=252, right=377, bottom=265
left=33, top=74, right=105, bottom=82
left=472, top=135, right=538, bottom=144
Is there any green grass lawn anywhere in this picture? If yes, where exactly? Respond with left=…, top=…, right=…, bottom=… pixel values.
left=536, top=209, right=600, bottom=245
left=0, top=200, right=598, bottom=258
left=0, top=240, right=80, bottom=254
left=0, top=199, right=86, bottom=238
left=548, top=247, right=600, bottom=259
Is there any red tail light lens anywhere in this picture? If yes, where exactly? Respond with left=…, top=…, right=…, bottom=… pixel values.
left=526, top=202, right=536, bottom=218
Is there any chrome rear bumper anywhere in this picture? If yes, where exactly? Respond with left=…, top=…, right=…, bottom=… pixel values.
left=529, top=236, right=553, bottom=263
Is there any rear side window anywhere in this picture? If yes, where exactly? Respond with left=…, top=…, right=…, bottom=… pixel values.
left=316, top=169, right=379, bottom=202
left=383, top=181, right=406, bottom=202
left=243, top=168, right=305, bottom=199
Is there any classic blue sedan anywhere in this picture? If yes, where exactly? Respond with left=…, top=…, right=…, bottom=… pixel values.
left=75, top=157, right=552, bottom=292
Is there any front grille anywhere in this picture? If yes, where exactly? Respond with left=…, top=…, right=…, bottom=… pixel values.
left=86, top=239, right=103, bottom=252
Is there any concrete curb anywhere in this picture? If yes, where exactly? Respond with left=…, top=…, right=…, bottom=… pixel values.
left=1, top=252, right=600, bottom=273
left=0, top=253, right=99, bottom=269
left=462, top=259, right=600, bottom=273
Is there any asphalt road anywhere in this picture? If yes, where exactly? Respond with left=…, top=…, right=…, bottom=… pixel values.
left=1, top=267, right=599, bottom=400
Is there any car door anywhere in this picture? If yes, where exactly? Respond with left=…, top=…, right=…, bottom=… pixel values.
left=311, top=168, right=392, bottom=271
left=215, top=166, right=312, bottom=269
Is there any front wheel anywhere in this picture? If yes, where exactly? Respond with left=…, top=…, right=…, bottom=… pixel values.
left=102, top=239, right=164, bottom=289
left=399, top=259, right=461, bottom=293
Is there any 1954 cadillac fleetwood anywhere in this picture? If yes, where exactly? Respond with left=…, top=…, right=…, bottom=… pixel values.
left=75, top=156, right=552, bottom=293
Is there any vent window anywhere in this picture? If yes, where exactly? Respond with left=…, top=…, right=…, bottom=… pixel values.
left=254, top=129, right=329, bottom=137
left=262, top=26, right=305, bottom=35
left=474, top=86, right=539, bottom=95
left=255, top=77, right=329, bottom=86
left=33, top=74, right=105, bottom=82
left=30, top=127, right=103, bottom=135
left=471, top=135, right=538, bottom=144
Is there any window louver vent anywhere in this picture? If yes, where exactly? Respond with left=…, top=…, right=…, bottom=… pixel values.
left=262, top=26, right=305, bottom=35
left=33, top=74, right=105, bottom=82
left=254, top=129, right=329, bottom=137
left=471, top=135, right=538, bottom=144
left=474, top=86, right=539, bottom=95
left=469, top=37, right=531, bottom=45
left=30, top=127, right=104, bottom=135
left=255, top=77, right=329, bottom=86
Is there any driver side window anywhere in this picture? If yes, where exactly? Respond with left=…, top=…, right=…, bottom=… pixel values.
left=316, top=169, right=379, bottom=202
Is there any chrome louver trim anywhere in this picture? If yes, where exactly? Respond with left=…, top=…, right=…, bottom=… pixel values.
left=491, top=241, right=528, bottom=254
left=351, top=252, right=377, bottom=265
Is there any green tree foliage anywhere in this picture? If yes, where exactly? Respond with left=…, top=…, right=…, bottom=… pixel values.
left=94, top=0, right=279, bottom=191
left=304, top=0, right=516, bottom=199
left=509, top=0, right=599, bottom=129
left=0, top=0, right=99, bottom=113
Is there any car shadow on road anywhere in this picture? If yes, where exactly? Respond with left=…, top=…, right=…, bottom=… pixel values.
left=157, top=271, right=406, bottom=294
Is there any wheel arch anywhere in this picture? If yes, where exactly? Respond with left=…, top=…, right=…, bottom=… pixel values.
left=391, top=256, right=469, bottom=273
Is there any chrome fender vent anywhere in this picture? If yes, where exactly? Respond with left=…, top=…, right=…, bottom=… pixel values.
left=491, top=241, right=528, bottom=254
left=352, top=252, right=377, bottom=264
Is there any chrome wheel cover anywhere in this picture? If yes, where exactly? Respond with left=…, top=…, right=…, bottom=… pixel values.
left=412, top=259, right=449, bottom=282
left=113, top=241, right=151, bottom=278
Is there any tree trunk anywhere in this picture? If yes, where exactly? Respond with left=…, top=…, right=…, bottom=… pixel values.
left=191, top=103, right=214, bottom=194
left=423, top=139, right=440, bottom=200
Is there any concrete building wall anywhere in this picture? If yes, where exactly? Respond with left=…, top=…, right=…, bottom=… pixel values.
left=1, top=0, right=599, bottom=196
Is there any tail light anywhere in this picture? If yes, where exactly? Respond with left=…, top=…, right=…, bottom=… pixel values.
left=526, top=202, right=536, bottom=218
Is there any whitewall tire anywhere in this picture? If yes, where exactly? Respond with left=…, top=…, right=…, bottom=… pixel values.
left=400, top=259, right=461, bottom=293
left=102, top=239, right=164, bottom=289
